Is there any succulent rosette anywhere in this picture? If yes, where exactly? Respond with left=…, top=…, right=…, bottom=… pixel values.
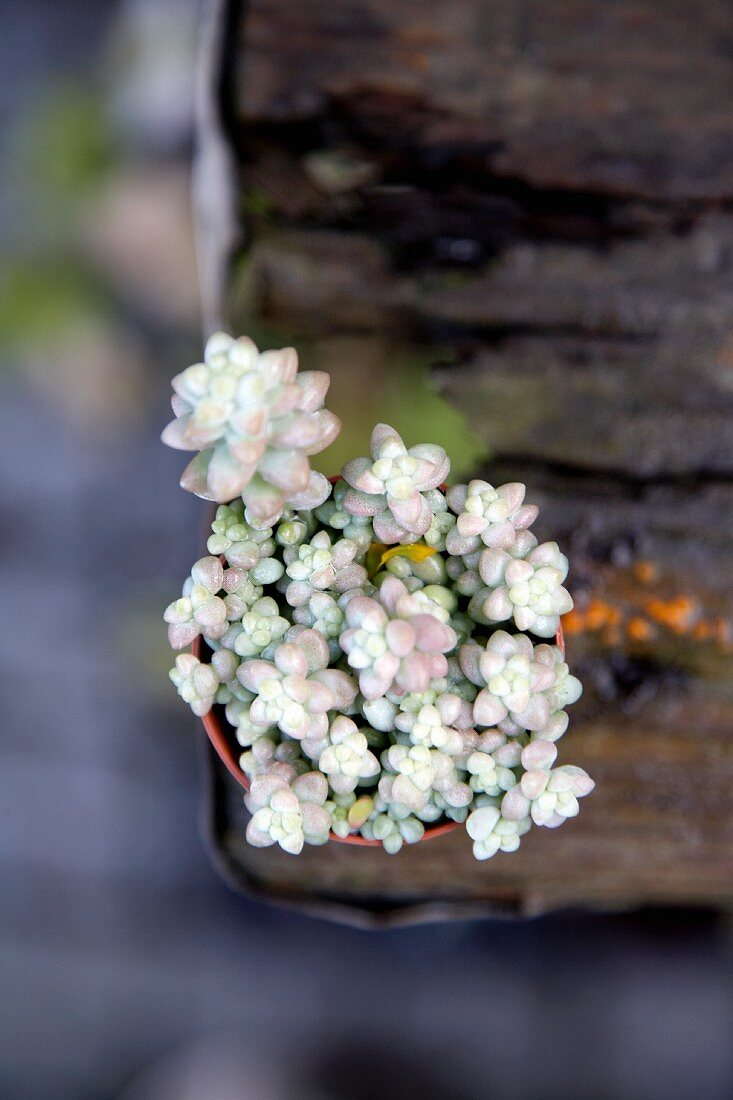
left=162, top=332, right=340, bottom=527
left=166, top=333, right=592, bottom=859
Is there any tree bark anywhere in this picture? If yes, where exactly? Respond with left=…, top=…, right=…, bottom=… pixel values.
left=196, top=0, right=733, bottom=923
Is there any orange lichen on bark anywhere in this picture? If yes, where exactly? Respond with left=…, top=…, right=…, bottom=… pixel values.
left=627, top=616, right=656, bottom=642
left=633, top=560, right=659, bottom=585
left=562, top=563, right=730, bottom=652
left=644, top=595, right=699, bottom=635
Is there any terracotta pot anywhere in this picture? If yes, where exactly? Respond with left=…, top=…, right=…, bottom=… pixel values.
left=194, top=625, right=565, bottom=849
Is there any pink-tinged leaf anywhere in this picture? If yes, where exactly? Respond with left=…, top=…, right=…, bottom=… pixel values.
left=521, top=739, right=558, bottom=771
left=407, top=456, right=435, bottom=487
left=258, top=447, right=310, bottom=492
left=458, top=642, right=483, bottom=686
left=268, top=411, right=321, bottom=450
left=372, top=511, right=409, bottom=544
left=295, top=369, right=329, bottom=411
left=472, top=689, right=507, bottom=727
left=274, top=643, right=309, bottom=677
left=376, top=576, right=407, bottom=615
left=161, top=416, right=195, bottom=451
left=485, top=587, right=513, bottom=622
left=294, top=628, right=330, bottom=672
left=207, top=446, right=254, bottom=501
left=258, top=346, right=298, bottom=386
left=445, top=483, right=468, bottom=513
left=425, top=653, right=449, bottom=680
left=530, top=665, right=556, bottom=694
left=294, top=770, right=328, bottom=805
left=480, top=521, right=515, bottom=549
left=343, top=486, right=387, bottom=518
left=411, top=615, right=455, bottom=654
left=286, top=470, right=330, bottom=511
left=226, top=433, right=265, bottom=466
left=341, top=456, right=384, bottom=495
left=520, top=769, right=549, bottom=800
left=331, top=563, right=367, bottom=593
left=312, top=669, right=358, bottom=709
left=300, top=803, right=330, bottom=843
left=514, top=695, right=551, bottom=732
left=559, top=766, right=595, bottom=797
left=303, top=409, right=340, bottom=456
left=457, top=512, right=486, bottom=538
left=498, top=482, right=526, bottom=512
left=409, top=443, right=450, bottom=488
left=514, top=504, right=538, bottom=530
left=359, top=666, right=394, bottom=700
left=243, top=476, right=285, bottom=526
left=370, top=422, right=404, bottom=456
left=343, top=594, right=378, bottom=628
left=396, top=652, right=431, bottom=694
left=180, top=452, right=217, bottom=500
left=501, top=786, right=531, bottom=822
left=385, top=619, right=416, bottom=657
left=305, top=679, right=335, bottom=714
left=167, top=622, right=200, bottom=650
left=445, top=528, right=478, bottom=556
left=237, top=659, right=278, bottom=693
left=388, top=490, right=423, bottom=528
left=478, top=548, right=509, bottom=587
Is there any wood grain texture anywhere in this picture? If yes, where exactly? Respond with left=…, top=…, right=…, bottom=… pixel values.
left=199, top=0, right=733, bottom=920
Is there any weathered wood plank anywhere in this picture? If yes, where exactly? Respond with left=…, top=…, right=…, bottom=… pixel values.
left=235, top=0, right=733, bottom=200
left=197, top=0, right=733, bottom=919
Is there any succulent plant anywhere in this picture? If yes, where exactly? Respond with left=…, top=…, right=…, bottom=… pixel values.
left=239, top=734, right=306, bottom=780
left=164, top=556, right=228, bottom=649
left=340, top=423, right=450, bottom=543
left=162, top=332, right=340, bottom=527
left=291, top=590, right=345, bottom=641
left=165, top=334, right=591, bottom=860
left=466, top=802, right=532, bottom=861
left=423, top=490, right=457, bottom=551
left=318, top=716, right=380, bottom=794
left=207, top=500, right=276, bottom=567
left=326, top=791, right=375, bottom=838
left=515, top=739, right=595, bottom=827
left=282, top=530, right=367, bottom=607
left=400, top=703, right=464, bottom=755
left=446, top=480, right=538, bottom=554
left=466, top=750, right=517, bottom=797
left=169, top=653, right=219, bottom=717
left=361, top=805, right=425, bottom=854
left=470, top=540, right=573, bottom=638
left=429, top=749, right=473, bottom=809
left=459, top=630, right=569, bottom=732
left=379, top=743, right=436, bottom=813
left=314, top=479, right=374, bottom=552
left=245, top=766, right=331, bottom=853
left=232, top=596, right=290, bottom=658
left=340, top=576, right=456, bottom=699
left=238, top=629, right=357, bottom=740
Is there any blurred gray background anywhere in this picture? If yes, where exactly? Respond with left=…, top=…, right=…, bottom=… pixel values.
left=1, top=2, right=731, bottom=1098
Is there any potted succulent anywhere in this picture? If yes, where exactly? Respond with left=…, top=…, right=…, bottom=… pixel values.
left=164, top=332, right=593, bottom=858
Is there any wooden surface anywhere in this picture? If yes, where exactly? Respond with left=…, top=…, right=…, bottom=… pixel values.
left=202, top=0, right=733, bottom=918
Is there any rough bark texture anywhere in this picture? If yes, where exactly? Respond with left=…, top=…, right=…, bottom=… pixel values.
left=199, top=0, right=733, bottom=922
